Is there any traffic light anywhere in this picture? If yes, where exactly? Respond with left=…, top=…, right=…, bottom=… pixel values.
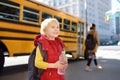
left=104, top=15, right=110, bottom=21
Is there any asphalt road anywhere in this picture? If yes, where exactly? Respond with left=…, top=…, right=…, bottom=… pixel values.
left=66, top=46, right=120, bottom=80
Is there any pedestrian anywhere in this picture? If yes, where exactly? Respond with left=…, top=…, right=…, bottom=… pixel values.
left=34, top=18, right=68, bottom=80
left=85, top=23, right=102, bottom=71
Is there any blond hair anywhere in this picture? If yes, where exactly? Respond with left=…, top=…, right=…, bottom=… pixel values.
left=40, top=18, right=59, bottom=35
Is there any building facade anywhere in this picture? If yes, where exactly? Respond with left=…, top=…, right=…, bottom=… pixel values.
left=116, top=16, right=120, bottom=35
left=113, top=11, right=120, bottom=41
left=41, top=0, right=112, bottom=42
left=106, top=9, right=120, bottom=41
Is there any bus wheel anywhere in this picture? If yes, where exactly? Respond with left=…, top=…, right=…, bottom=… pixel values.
left=0, top=49, right=5, bottom=72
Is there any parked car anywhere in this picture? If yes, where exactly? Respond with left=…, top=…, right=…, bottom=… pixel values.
left=117, top=41, right=120, bottom=46
left=106, top=40, right=113, bottom=45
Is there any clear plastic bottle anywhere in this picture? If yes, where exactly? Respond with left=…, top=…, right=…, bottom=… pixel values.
left=58, top=50, right=67, bottom=75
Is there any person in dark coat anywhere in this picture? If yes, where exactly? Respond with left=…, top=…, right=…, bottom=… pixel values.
left=85, top=23, right=102, bottom=71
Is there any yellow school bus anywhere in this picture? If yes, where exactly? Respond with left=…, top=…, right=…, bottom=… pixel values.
left=0, top=0, right=85, bottom=69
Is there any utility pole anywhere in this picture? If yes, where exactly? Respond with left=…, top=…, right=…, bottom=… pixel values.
left=84, top=0, right=88, bottom=35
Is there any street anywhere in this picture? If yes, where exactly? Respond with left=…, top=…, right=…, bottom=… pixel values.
left=66, top=46, right=120, bottom=80
left=0, top=46, right=120, bottom=80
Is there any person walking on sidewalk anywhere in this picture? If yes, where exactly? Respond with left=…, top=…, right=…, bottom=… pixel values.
left=85, top=23, right=102, bottom=71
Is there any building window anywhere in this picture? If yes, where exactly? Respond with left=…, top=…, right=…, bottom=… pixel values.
left=65, top=0, right=69, bottom=3
left=65, top=6, right=69, bottom=12
left=73, top=4, right=77, bottom=14
left=59, top=0, right=62, bottom=5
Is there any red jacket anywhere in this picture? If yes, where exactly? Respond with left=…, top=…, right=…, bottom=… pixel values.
left=34, top=34, right=65, bottom=80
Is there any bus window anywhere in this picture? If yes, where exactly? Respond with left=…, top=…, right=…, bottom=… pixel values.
left=54, top=16, right=62, bottom=29
left=0, top=1, right=19, bottom=20
left=64, top=19, right=70, bottom=31
left=42, top=12, right=52, bottom=21
left=23, top=7, right=39, bottom=23
left=72, top=22, right=77, bottom=32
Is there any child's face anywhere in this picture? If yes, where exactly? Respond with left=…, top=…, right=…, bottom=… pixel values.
left=45, top=21, right=60, bottom=40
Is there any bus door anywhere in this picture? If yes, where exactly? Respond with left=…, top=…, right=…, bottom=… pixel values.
left=78, top=22, right=84, bottom=57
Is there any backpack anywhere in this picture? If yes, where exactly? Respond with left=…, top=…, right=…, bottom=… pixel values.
left=28, top=43, right=47, bottom=80
left=85, top=34, right=96, bottom=50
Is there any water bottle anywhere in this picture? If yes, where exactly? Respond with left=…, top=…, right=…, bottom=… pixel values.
left=58, top=50, right=67, bottom=75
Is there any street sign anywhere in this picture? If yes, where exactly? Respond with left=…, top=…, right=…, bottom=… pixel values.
left=105, top=11, right=120, bottom=21
left=108, top=12, right=120, bottom=18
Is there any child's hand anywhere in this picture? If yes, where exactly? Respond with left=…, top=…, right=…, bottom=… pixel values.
left=54, top=61, right=66, bottom=69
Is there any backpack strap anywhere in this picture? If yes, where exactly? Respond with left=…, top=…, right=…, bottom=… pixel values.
left=37, top=43, right=47, bottom=61
left=36, top=43, right=47, bottom=80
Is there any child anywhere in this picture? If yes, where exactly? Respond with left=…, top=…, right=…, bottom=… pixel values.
left=34, top=18, right=68, bottom=80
